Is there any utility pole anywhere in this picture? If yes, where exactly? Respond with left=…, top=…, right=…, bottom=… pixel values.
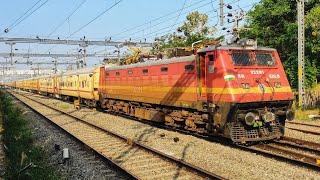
left=220, top=0, right=224, bottom=26
left=79, top=44, right=88, bottom=67
left=116, top=43, right=123, bottom=65
left=6, top=42, right=15, bottom=65
left=297, top=0, right=305, bottom=107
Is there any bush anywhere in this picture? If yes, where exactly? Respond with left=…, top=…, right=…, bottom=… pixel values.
left=0, top=90, right=60, bottom=180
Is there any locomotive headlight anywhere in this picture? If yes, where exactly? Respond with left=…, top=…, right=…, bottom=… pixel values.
left=274, top=82, right=282, bottom=88
left=245, top=112, right=256, bottom=126
left=241, top=83, right=250, bottom=89
left=286, top=109, right=295, bottom=121
left=262, top=112, right=275, bottom=122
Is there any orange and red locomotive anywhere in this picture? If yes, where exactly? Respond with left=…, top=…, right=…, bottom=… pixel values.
left=98, top=39, right=294, bottom=143
left=9, top=39, right=295, bottom=143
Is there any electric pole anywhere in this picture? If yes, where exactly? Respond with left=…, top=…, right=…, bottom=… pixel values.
left=297, top=0, right=305, bottom=107
left=220, top=0, right=224, bottom=26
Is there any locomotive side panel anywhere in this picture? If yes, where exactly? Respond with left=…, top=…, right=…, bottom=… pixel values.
left=102, top=60, right=199, bottom=109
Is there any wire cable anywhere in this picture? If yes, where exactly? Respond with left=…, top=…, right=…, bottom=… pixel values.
left=167, top=0, right=187, bottom=33
left=44, top=0, right=124, bottom=53
left=116, top=1, right=216, bottom=41
left=47, top=0, right=88, bottom=37
left=133, top=3, right=254, bottom=42
left=1, top=0, right=49, bottom=36
left=4, top=0, right=42, bottom=31
left=109, top=0, right=208, bottom=38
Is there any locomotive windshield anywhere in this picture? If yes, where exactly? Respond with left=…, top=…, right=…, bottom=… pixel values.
left=256, top=53, right=275, bottom=66
left=231, top=51, right=276, bottom=67
left=231, top=52, right=253, bottom=66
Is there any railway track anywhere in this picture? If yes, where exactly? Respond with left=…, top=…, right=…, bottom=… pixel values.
left=287, top=121, right=320, bottom=128
left=9, top=90, right=320, bottom=172
left=286, top=121, right=320, bottom=136
left=242, top=138, right=320, bottom=169
left=7, top=90, right=225, bottom=180
left=286, top=127, right=320, bottom=136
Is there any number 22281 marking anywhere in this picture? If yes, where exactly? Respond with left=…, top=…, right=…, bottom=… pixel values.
left=251, top=70, right=264, bottom=75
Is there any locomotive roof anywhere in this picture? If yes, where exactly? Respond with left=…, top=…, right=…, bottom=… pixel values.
left=106, top=55, right=195, bottom=70
left=197, top=45, right=276, bottom=53
left=58, top=66, right=99, bottom=76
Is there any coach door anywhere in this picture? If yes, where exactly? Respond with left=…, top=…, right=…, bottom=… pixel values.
left=197, top=53, right=207, bottom=100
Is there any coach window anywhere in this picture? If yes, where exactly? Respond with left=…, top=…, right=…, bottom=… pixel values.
left=116, top=72, right=120, bottom=76
left=128, top=70, right=133, bottom=75
left=143, top=69, right=148, bottom=74
left=106, top=72, right=109, bottom=76
left=161, top=67, right=168, bottom=72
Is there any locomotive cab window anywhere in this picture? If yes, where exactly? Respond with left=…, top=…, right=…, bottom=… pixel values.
left=161, top=67, right=168, bottom=72
left=256, top=53, right=275, bottom=66
left=208, top=54, right=214, bottom=62
left=231, top=52, right=253, bottom=66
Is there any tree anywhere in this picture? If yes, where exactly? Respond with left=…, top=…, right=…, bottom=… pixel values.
left=155, top=11, right=218, bottom=52
left=242, top=0, right=319, bottom=89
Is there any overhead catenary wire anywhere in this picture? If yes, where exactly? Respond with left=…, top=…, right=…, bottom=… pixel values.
left=44, top=0, right=124, bottom=54
left=1, top=0, right=49, bottom=36
left=3, top=0, right=42, bottom=33
left=115, top=0, right=218, bottom=41
left=167, top=0, right=188, bottom=33
left=47, top=0, right=88, bottom=37
left=29, top=0, right=88, bottom=54
left=133, top=3, right=254, bottom=42
left=109, top=0, right=209, bottom=39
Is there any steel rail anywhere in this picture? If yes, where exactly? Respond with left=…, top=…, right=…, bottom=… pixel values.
left=242, top=143, right=320, bottom=169
left=286, top=127, right=320, bottom=136
left=278, top=136, right=320, bottom=154
left=287, top=121, right=320, bottom=128
left=8, top=90, right=225, bottom=180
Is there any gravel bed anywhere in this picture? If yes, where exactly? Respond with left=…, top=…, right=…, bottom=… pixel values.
left=16, top=91, right=320, bottom=180
left=12, top=92, right=129, bottom=180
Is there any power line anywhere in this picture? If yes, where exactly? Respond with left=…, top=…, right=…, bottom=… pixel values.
left=168, top=0, right=188, bottom=33
left=1, top=0, right=49, bottom=36
left=109, top=0, right=208, bottom=38
left=47, top=0, right=87, bottom=37
left=116, top=1, right=216, bottom=41
left=44, top=0, right=124, bottom=53
left=133, top=3, right=254, bottom=41
left=5, top=0, right=42, bottom=31
left=29, top=0, right=87, bottom=54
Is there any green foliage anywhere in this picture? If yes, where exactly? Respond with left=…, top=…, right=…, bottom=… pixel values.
left=0, top=91, right=60, bottom=180
left=155, top=11, right=218, bottom=52
left=242, top=0, right=320, bottom=89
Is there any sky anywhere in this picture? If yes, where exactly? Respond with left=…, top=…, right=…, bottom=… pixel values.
left=0, top=0, right=260, bottom=70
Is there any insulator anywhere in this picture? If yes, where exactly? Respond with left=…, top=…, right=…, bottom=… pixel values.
left=227, top=13, right=232, bottom=17
left=227, top=4, right=232, bottom=9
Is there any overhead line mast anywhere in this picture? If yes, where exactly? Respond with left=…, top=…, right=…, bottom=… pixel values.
left=297, top=0, right=305, bottom=107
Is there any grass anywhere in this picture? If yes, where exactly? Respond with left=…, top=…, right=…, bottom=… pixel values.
left=0, top=90, right=61, bottom=180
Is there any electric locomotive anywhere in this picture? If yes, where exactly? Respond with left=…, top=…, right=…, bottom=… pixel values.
left=99, top=39, right=294, bottom=143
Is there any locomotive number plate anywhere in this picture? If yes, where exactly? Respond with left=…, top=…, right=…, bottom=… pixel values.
left=250, top=70, right=264, bottom=75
